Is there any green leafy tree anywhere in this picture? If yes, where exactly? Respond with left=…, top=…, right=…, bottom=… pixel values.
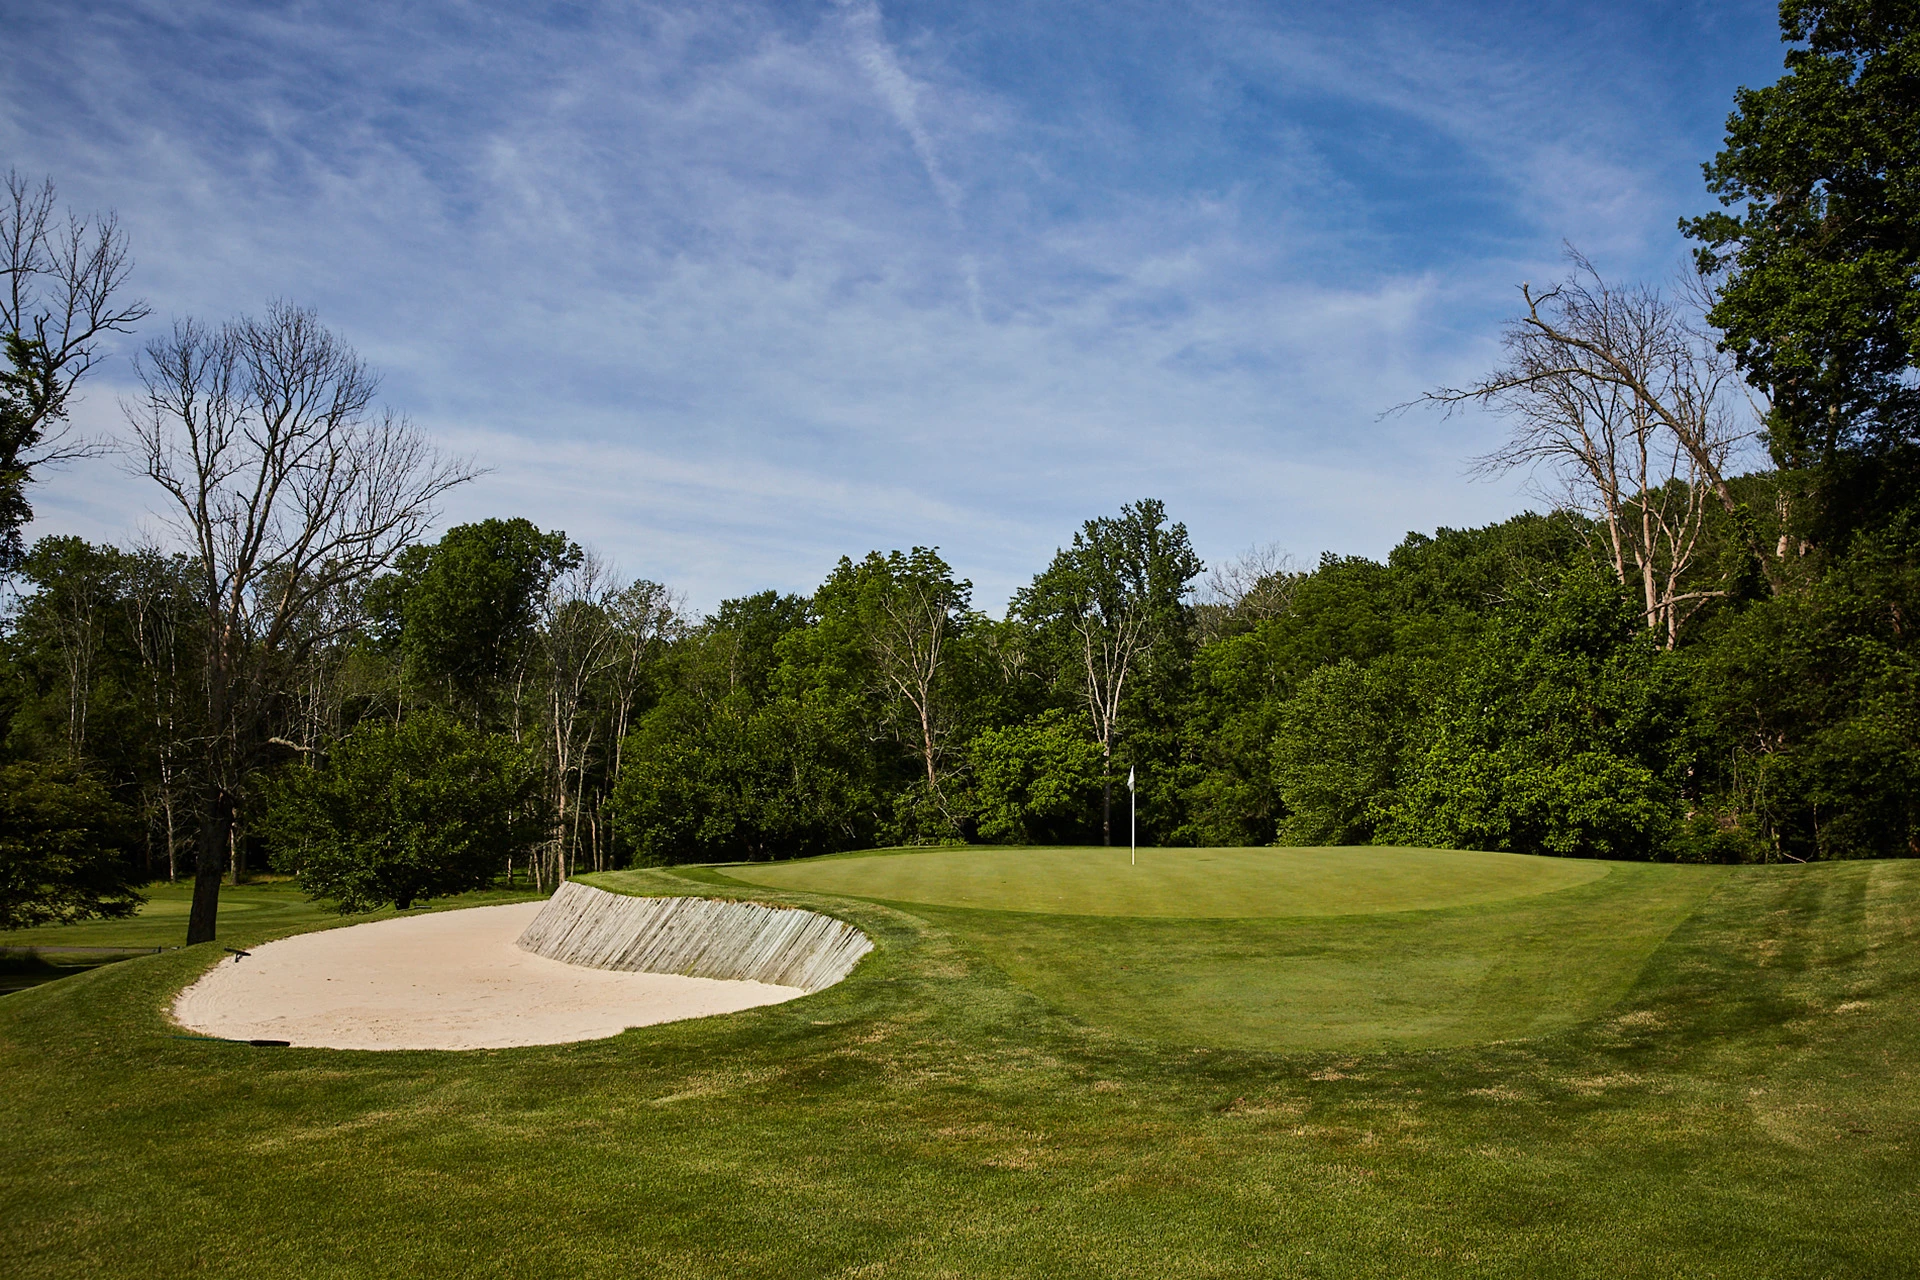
left=1684, top=2, right=1920, bottom=496
left=1271, top=658, right=1418, bottom=846
left=264, top=711, right=536, bottom=911
left=785, top=548, right=974, bottom=835
left=120, top=547, right=203, bottom=880
left=1178, top=623, right=1291, bottom=845
left=706, top=591, right=813, bottom=705
left=0, top=335, right=59, bottom=570
left=610, top=591, right=870, bottom=864
left=1016, top=499, right=1202, bottom=843
left=387, top=518, right=579, bottom=719
left=1387, top=567, right=1685, bottom=859
left=1687, top=512, right=1920, bottom=859
left=0, top=761, right=141, bottom=930
left=5, top=538, right=137, bottom=766
left=966, top=710, right=1103, bottom=844
left=1178, top=516, right=1590, bottom=847
left=610, top=689, right=878, bottom=864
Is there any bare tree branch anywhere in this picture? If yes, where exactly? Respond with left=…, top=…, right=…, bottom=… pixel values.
left=1197, top=542, right=1297, bottom=643
left=0, top=172, right=151, bottom=568
left=125, top=302, right=479, bottom=942
left=1404, top=249, right=1763, bottom=642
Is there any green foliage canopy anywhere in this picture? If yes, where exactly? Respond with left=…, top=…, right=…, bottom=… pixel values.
left=375, top=518, right=578, bottom=712
left=1686, top=1, right=1920, bottom=471
left=264, top=711, right=537, bottom=911
left=967, top=709, right=1103, bottom=844
left=0, top=335, right=63, bottom=573
left=0, top=760, right=141, bottom=930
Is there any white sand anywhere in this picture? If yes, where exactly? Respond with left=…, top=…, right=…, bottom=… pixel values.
left=171, top=901, right=807, bottom=1050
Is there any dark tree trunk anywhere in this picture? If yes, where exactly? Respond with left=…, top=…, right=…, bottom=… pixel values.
left=186, top=791, right=230, bottom=944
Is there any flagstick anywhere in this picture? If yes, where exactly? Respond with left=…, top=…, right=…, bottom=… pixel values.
left=1130, top=773, right=1136, bottom=867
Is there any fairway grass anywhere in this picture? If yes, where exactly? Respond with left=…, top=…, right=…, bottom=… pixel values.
left=0, top=879, right=361, bottom=992
left=1, top=857, right=1916, bottom=1277
left=0, top=879, right=549, bottom=993
left=721, top=844, right=1611, bottom=917
left=0, top=877, right=354, bottom=952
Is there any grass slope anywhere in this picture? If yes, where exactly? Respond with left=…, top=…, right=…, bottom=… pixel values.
left=717, top=847, right=1723, bottom=1049
left=721, top=845, right=1610, bottom=917
left=0, top=859, right=1915, bottom=1277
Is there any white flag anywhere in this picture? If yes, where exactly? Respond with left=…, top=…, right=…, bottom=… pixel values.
left=1127, top=766, right=1135, bottom=792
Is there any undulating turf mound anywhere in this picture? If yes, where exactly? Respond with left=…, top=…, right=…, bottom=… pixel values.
left=711, top=847, right=1725, bottom=1050
left=722, top=845, right=1608, bottom=917
left=2, top=861, right=1916, bottom=1277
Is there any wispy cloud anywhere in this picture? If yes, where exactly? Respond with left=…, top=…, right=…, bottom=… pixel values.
left=834, top=0, right=982, bottom=316
left=838, top=0, right=964, bottom=214
left=5, top=0, right=1785, bottom=611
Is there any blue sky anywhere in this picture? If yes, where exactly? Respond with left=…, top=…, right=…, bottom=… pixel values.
left=6, top=0, right=1785, bottom=613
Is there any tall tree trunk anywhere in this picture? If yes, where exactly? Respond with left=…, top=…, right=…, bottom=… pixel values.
left=188, top=656, right=232, bottom=942
left=1101, top=744, right=1113, bottom=846
left=164, top=787, right=177, bottom=882
left=186, top=791, right=230, bottom=944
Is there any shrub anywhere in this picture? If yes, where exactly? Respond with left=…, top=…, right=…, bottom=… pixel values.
left=966, top=710, right=1103, bottom=844
left=265, top=712, right=536, bottom=911
left=0, top=761, right=142, bottom=930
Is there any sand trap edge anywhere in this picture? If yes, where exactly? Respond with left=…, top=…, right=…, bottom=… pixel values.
left=168, top=902, right=813, bottom=1051
left=516, top=882, right=874, bottom=992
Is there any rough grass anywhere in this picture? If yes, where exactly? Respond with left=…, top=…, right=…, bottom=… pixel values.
left=0, top=858, right=1915, bottom=1277
left=0, top=879, right=345, bottom=993
left=0, top=878, right=543, bottom=991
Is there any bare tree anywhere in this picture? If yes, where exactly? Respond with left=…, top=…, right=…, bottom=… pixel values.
left=124, top=546, right=200, bottom=880
left=536, top=551, right=620, bottom=886
left=861, top=549, right=970, bottom=827
left=1197, top=542, right=1297, bottom=643
left=127, top=302, right=477, bottom=942
left=0, top=172, right=149, bottom=569
left=1416, top=251, right=1762, bottom=644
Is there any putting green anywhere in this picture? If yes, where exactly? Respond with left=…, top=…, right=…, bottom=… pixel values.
left=710, top=846, right=1728, bottom=1049
left=908, top=861, right=1727, bottom=1049
left=720, top=845, right=1610, bottom=918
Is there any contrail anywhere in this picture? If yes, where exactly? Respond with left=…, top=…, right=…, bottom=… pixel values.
left=836, top=0, right=982, bottom=316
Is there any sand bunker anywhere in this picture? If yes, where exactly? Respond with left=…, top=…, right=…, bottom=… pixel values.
left=172, top=901, right=807, bottom=1050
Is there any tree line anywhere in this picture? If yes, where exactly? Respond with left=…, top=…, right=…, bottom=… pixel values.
left=1, top=0, right=1915, bottom=937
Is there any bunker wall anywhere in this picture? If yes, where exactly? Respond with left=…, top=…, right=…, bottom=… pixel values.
left=516, top=881, right=873, bottom=992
